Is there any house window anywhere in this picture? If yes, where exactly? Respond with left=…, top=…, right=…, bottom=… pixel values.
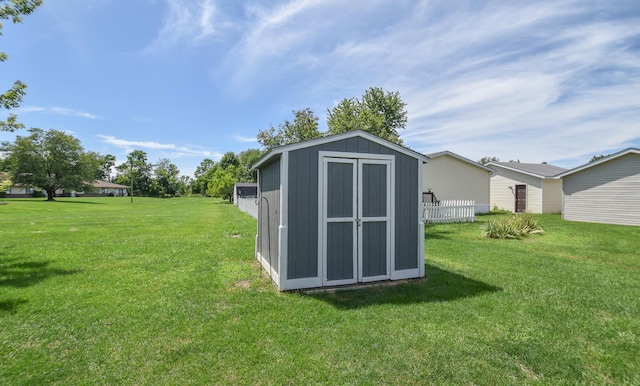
left=101, top=188, right=108, bottom=194
left=115, top=188, right=123, bottom=196
left=26, top=187, right=34, bottom=194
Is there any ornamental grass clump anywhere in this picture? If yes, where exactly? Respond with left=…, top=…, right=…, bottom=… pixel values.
left=482, top=213, right=544, bottom=239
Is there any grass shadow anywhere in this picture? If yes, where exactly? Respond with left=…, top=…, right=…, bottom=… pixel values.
left=0, top=298, right=28, bottom=314
left=0, top=257, right=81, bottom=288
left=306, top=263, right=501, bottom=309
left=2, top=199, right=102, bottom=204
left=424, top=225, right=455, bottom=240
left=53, top=200, right=103, bottom=204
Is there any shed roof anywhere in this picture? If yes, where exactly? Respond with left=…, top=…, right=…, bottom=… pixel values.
left=555, top=148, right=640, bottom=178
left=426, top=150, right=494, bottom=173
left=486, top=162, right=567, bottom=179
left=253, top=130, right=429, bottom=169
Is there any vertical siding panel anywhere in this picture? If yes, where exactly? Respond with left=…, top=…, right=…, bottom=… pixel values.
left=396, top=153, right=418, bottom=270
left=258, top=158, right=281, bottom=274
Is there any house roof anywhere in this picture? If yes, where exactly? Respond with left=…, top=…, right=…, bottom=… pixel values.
left=234, top=182, right=258, bottom=187
left=253, top=130, right=429, bottom=169
left=486, top=162, right=567, bottom=179
left=555, top=148, right=640, bottom=178
left=426, top=150, right=494, bottom=173
left=91, top=180, right=129, bottom=189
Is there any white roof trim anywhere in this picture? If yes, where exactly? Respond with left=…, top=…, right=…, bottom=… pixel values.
left=253, top=130, right=428, bottom=169
left=426, top=150, right=494, bottom=173
left=556, top=148, right=640, bottom=178
left=486, top=162, right=562, bottom=179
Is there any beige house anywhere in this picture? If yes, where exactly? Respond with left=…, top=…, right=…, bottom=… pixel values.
left=423, top=151, right=493, bottom=213
left=556, top=148, right=639, bottom=226
left=5, top=180, right=128, bottom=198
left=487, top=162, right=566, bottom=214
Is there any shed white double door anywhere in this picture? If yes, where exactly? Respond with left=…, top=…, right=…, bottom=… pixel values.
left=320, top=155, right=393, bottom=286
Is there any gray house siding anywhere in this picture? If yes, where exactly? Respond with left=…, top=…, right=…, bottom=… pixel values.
left=286, top=136, right=419, bottom=280
left=563, top=153, right=640, bottom=226
left=396, top=152, right=419, bottom=270
left=257, top=158, right=281, bottom=273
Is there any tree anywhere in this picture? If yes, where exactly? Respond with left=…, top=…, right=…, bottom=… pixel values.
left=219, top=151, right=239, bottom=170
left=114, top=150, right=152, bottom=196
left=327, top=87, right=408, bottom=145
left=0, top=173, right=10, bottom=201
left=207, top=165, right=237, bottom=201
left=95, top=154, right=116, bottom=181
left=177, top=175, right=191, bottom=196
left=589, top=154, right=610, bottom=163
left=2, top=128, right=99, bottom=200
left=479, top=156, right=499, bottom=164
left=153, top=158, right=180, bottom=197
left=193, top=158, right=217, bottom=195
left=257, top=108, right=322, bottom=149
left=237, top=148, right=262, bottom=182
left=1, top=0, right=42, bottom=132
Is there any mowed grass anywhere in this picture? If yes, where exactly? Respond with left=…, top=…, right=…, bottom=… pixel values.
left=1, top=198, right=639, bottom=384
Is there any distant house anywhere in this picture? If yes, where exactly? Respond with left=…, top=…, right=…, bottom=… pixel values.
left=423, top=151, right=493, bottom=213
left=487, top=162, right=566, bottom=213
left=87, top=181, right=129, bottom=196
left=4, top=185, right=36, bottom=198
left=4, top=180, right=128, bottom=198
left=556, top=148, right=640, bottom=226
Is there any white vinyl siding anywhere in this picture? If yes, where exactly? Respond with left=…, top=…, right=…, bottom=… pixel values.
left=562, top=153, right=640, bottom=226
left=490, top=168, right=543, bottom=213
left=422, top=155, right=490, bottom=213
left=542, top=179, right=563, bottom=214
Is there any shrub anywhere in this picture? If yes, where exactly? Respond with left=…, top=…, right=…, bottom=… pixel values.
left=482, top=213, right=544, bottom=239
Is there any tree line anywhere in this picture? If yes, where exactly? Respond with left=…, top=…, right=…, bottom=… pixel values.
left=0, top=128, right=263, bottom=201
left=1, top=85, right=409, bottom=201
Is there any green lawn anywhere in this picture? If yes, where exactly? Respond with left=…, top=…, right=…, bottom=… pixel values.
left=1, top=198, right=638, bottom=384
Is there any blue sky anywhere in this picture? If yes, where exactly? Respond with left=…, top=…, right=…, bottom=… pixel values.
left=1, top=0, right=639, bottom=177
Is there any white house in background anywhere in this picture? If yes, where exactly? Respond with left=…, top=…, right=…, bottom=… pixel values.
left=556, top=148, right=640, bottom=226
left=487, top=162, right=566, bottom=214
left=423, top=151, right=493, bottom=213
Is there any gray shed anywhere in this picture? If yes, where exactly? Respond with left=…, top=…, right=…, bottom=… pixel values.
left=253, top=130, right=428, bottom=290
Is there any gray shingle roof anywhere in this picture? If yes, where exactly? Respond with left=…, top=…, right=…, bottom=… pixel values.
left=489, top=162, right=567, bottom=178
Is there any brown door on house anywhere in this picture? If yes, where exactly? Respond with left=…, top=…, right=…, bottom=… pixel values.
left=515, top=185, right=526, bottom=213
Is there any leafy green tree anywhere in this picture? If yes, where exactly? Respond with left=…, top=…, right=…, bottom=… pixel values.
left=95, top=154, right=116, bottom=181
left=1, top=0, right=42, bottom=132
left=115, top=150, right=152, bottom=196
left=219, top=151, right=239, bottom=170
left=153, top=158, right=180, bottom=197
left=257, top=108, right=322, bottom=149
left=237, top=148, right=261, bottom=182
left=327, top=87, right=407, bottom=145
left=177, top=175, right=191, bottom=196
left=193, top=158, right=217, bottom=195
left=589, top=154, right=610, bottom=163
left=207, top=165, right=237, bottom=201
left=2, top=128, right=99, bottom=200
left=0, top=173, right=10, bottom=201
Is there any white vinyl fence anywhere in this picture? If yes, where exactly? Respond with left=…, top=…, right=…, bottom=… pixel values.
left=236, top=197, right=258, bottom=219
left=423, top=200, right=475, bottom=224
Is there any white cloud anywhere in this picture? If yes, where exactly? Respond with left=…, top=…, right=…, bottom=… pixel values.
left=97, top=135, right=216, bottom=159
left=234, top=134, right=257, bottom=143
left=143, top=0, right=219, bottom=53
left=17, top=106, right=98, bottom=119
